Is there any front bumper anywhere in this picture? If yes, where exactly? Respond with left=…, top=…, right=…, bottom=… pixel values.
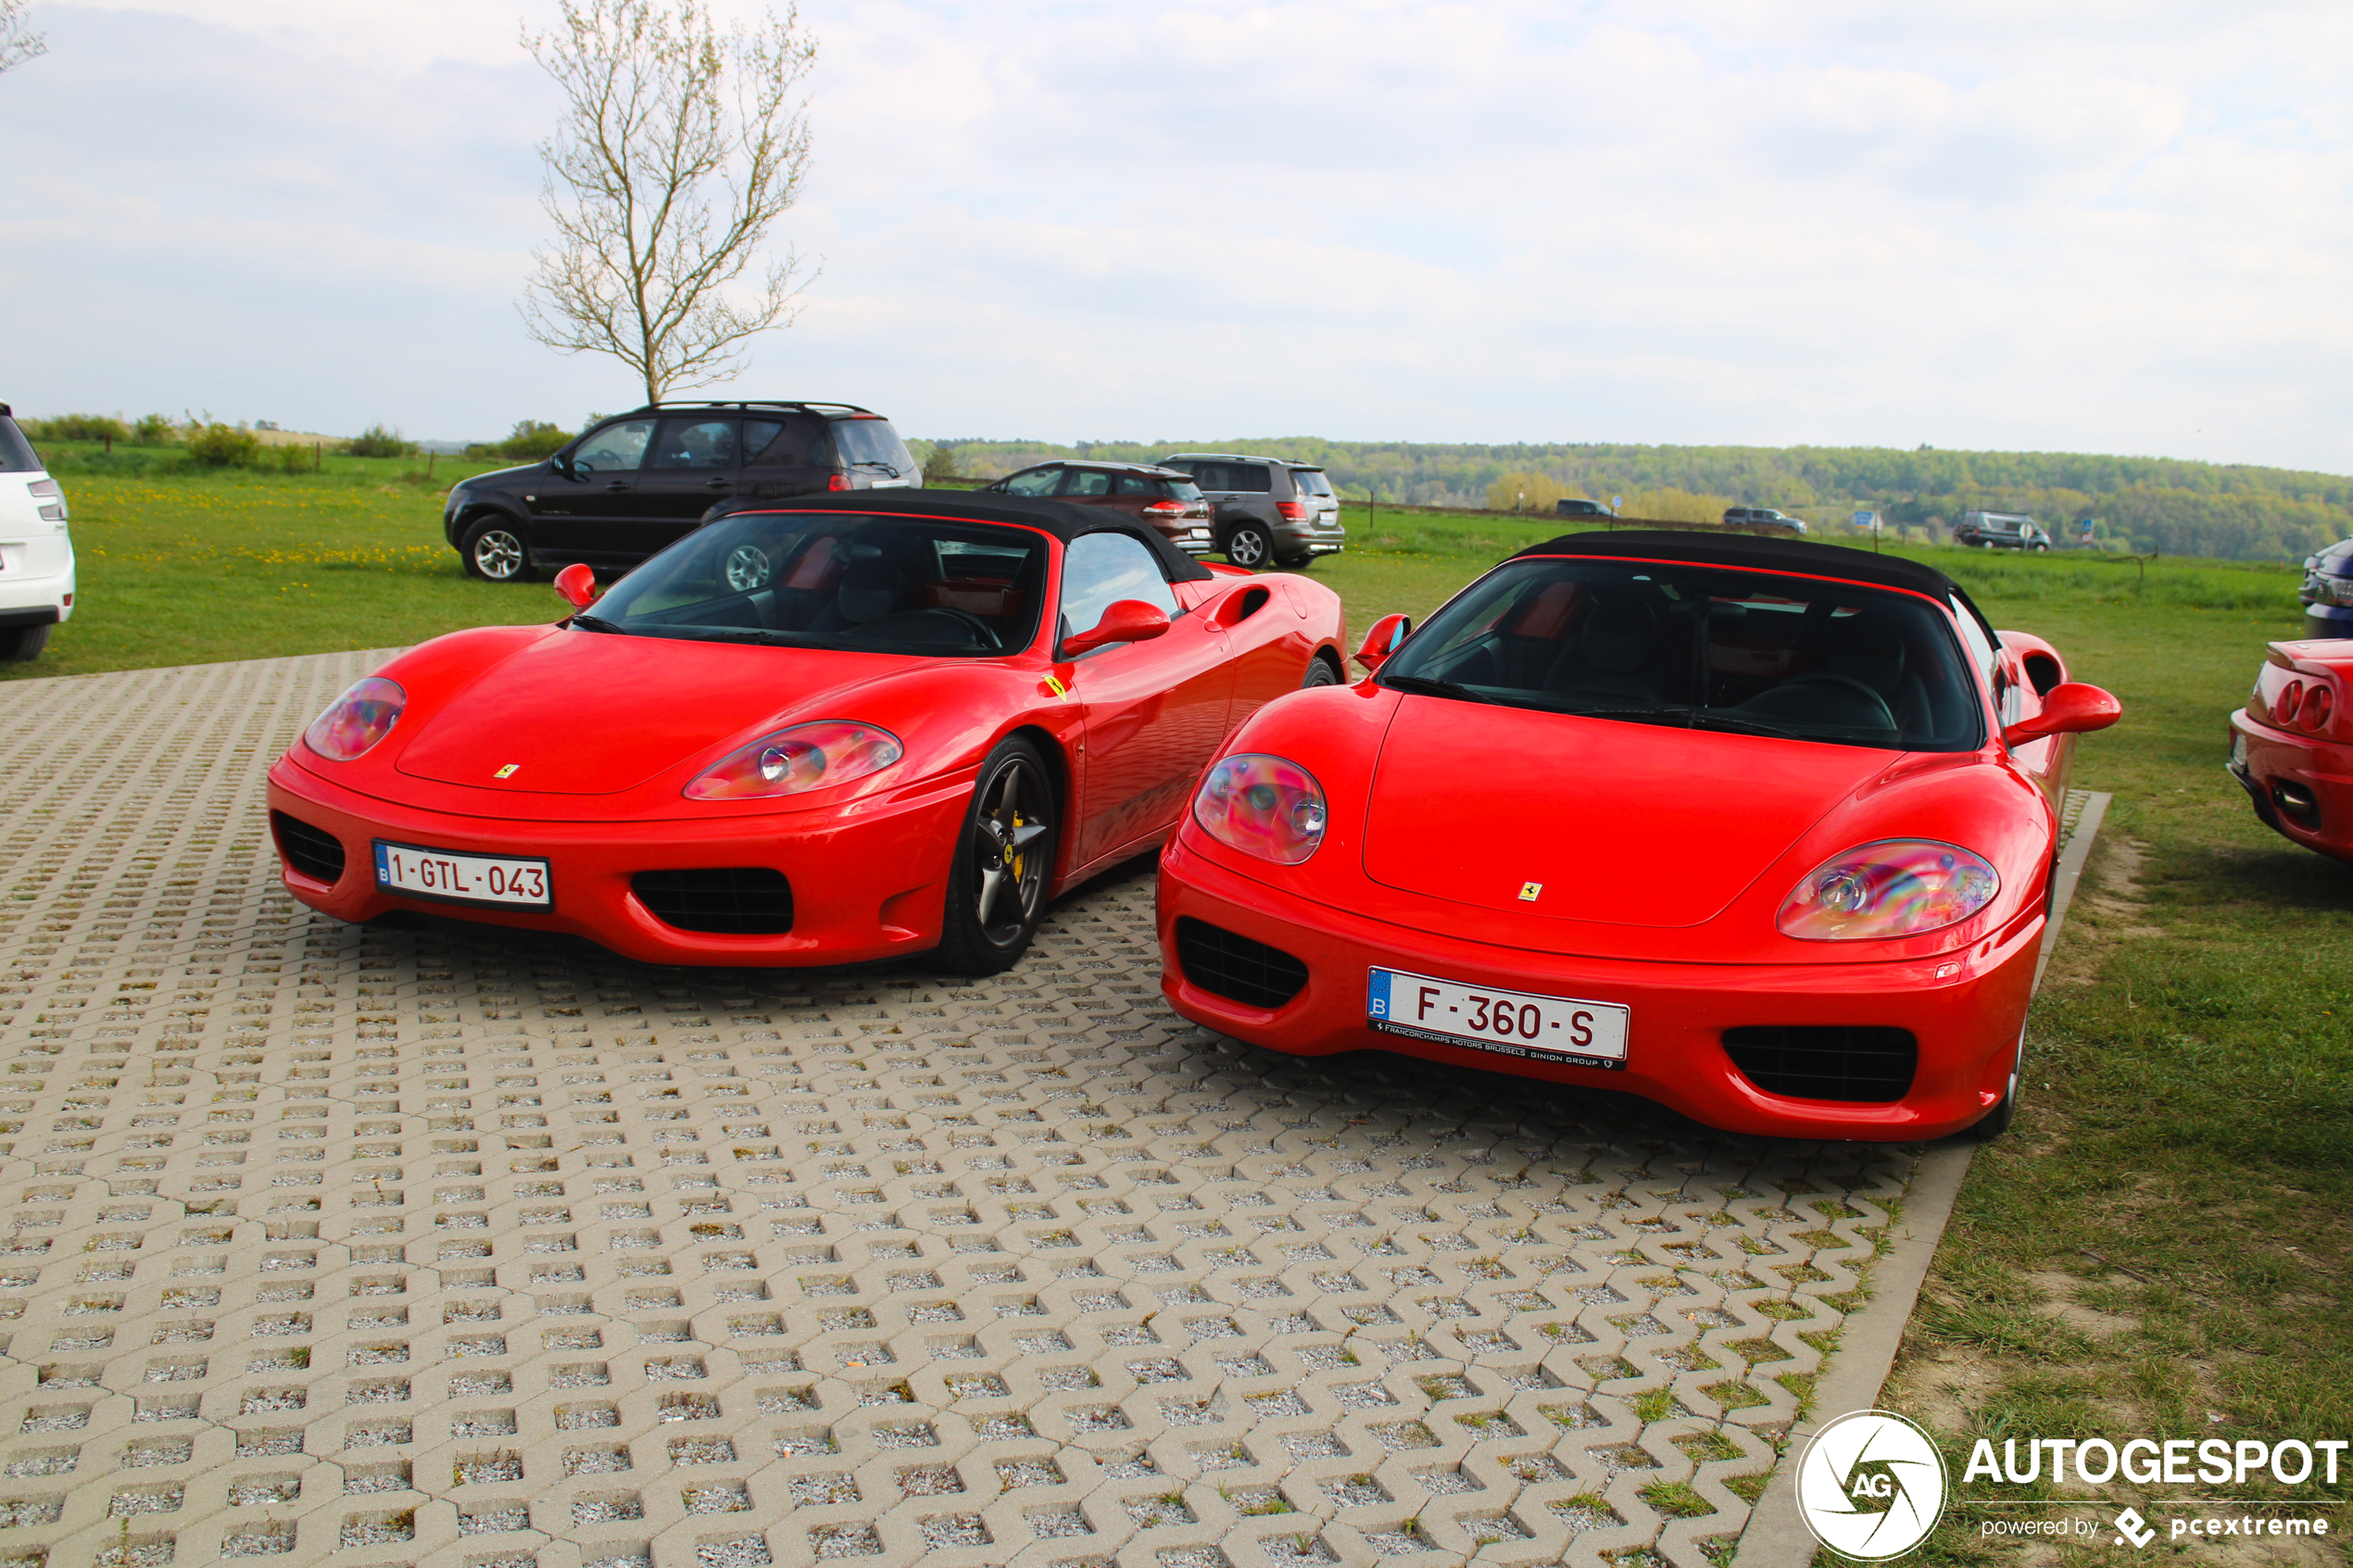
left=1156, top=836, right=2036, bottom=1140
left=2228, top=708, right=2353, bottom=863
left=266, top=754, right=972, bottom=965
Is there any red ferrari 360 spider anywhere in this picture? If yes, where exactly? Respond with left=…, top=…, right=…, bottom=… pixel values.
left=269, top=493, right=1345, bottom=972
left=2229, top=638, right=2353, bottom=864
left=1156, top=530, right=2120, bottom=1140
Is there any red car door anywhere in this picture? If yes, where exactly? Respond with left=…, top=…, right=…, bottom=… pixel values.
left=1056, top=533, right=1235, bottom=866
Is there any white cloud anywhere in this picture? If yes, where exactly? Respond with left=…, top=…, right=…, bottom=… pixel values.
left=0, top=0, right=2346, bottom=470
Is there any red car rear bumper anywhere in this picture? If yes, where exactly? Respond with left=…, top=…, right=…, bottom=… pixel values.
left=2228, top=708, right=2353, bottom=864
left=1156, top=837, right=2037, bottom=1141
left=267, top=756, right=970, bottom=966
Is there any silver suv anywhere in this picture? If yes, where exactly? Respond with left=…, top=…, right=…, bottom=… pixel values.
left=1160, top=453, right=1346, bottom=569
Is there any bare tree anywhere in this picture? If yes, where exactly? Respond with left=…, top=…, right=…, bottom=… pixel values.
left=1, top=0, right=48, bottom=75
left=521, top=0, right=818, bottom=404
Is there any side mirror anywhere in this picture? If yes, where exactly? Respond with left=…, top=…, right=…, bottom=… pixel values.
left=1063, top=599, right=1171, bottom=657
left=2003, top=681, right=2120, bottom=747
left=554, top=561, right=599, bottom=611
left=1353, top=612, right=1411, bottom=672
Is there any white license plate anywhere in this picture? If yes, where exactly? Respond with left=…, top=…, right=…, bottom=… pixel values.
left=373, top=841, right=551, bottom=909
left=1368, top=967, right=1628, bottom=1069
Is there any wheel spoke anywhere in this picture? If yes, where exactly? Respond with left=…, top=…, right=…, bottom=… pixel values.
left=1009, top=821, right=1050, bottom=849
left=975, top=863, right=1005, bottom=929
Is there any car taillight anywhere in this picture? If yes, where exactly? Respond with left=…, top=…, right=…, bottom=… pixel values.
left=2304, top=684, right=2334, bottom=732
left=1276, top=501, right=1307, bottom=521
left=1140, top=501, right=1184, bottom=518
left=826, top=473, right=849, bottom=492
left=2278, top=681, right=2304, bottom=724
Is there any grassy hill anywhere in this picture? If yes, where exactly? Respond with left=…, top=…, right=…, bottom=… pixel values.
left=926, top=437, right=2353, bottom=562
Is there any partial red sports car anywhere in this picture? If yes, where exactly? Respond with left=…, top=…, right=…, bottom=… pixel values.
left=269, top=493, right=1345, bottom=972
left=1156, top=530, right=2120, bottom=1140
left=2228, top=638, right=2353, bottom=865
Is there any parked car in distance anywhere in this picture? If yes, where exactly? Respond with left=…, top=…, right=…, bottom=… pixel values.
left=2297, top=538, right=2353, bottom=640
left=0, top=404, right=74, bottom=662
left=1555, top=497, right=1612, bottom=518
left=1156, top=528, right=2121, bottom=1141
left=981, top=460, right=1213, bottom=555
left=2229, top=638, right=2353, bottom=865
left=1954, top=510, right=2051, bottom=552
left=1160, top=453, right=1347, bottom=569
left=443, top=401, right=923, bottom=583
left=273, top=491, right=1348, bottom=975
left=1723, top=506, right=1807, bottom=535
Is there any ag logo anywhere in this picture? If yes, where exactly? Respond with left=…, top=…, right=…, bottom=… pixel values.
left=1795, top=1410, right=1947, bottom=1561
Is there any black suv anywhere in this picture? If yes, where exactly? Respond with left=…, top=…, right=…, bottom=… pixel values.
left=444, top=402, right=921, bottom=581
left=1159, top=453, right=1346, bottom=569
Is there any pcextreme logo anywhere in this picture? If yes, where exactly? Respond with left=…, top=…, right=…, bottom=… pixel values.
left=1795, top=1410, right=1950, bottom=1561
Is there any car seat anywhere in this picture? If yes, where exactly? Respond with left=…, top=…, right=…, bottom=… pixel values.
left=806, top=542, right=901, bottom=632
left=1546, top=595, right=1669, bottom=703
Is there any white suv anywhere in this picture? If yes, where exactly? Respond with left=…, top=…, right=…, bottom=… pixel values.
left=0, top=406, right=74, bottom=661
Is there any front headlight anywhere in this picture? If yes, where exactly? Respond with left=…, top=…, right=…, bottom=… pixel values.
left=684, top=721, right=903, bottom=801
left=1777, top=839, right=1999, bottom=941
left=303, top=676, right=406, bottom=761
left=1192, top=753, right=1327, bottom=865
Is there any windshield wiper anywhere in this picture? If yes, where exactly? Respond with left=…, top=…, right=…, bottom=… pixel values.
left=1383, top=673, right=1493, bottom=704
left=570, top=612, right=626, bottom=634
left=1567, top=704, right=1799, bottom=738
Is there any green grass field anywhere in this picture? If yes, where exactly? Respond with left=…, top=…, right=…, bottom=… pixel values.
left=11, top=468, right=2350, bottom=1551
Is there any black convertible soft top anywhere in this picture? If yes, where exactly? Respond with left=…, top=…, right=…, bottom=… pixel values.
left=1513, top=529, right=1958, bottom=599
left=713, top=490, right=1214, bottom=583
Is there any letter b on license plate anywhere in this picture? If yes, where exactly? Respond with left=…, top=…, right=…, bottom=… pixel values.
left=1367, top=967, right=1629, bottom=1069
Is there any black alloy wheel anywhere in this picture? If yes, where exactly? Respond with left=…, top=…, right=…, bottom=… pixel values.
left=1224, top=521, right=1271, bottom=570
left=1301, top=656, right=1340, bottom=688
left=936, top=736, right=1057, bottom=973
left=462, top=518, right=533, bottom=583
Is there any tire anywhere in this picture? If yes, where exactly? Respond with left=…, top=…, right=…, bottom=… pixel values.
left=2031, top=542, right=2049, bottom=554
left=1301, top=655, right=1341, bottom=688
left=461, top=518, right=533, bottom=583
left=1223, top=522, right=1271, bottom=570
left=0, top=623, right=51, bottom=662
left=1967, top=1030, right=2024, bottom=1142
left=934, top=736, right=1059, bottom=974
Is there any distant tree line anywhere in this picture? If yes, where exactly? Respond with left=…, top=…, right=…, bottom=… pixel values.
left=922, top=437, right=2353, bottom=560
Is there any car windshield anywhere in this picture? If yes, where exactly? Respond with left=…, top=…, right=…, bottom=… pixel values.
left=0, top=418, right=41, bottom=473
left=587, top=513, right=1047, bottom=656
left=831, top=418, right=919, bottom=481
left=1382, top=557, right=1984, bottom=751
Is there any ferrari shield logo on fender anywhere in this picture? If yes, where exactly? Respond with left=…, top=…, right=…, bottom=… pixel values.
left=1518, top=882, right=1541, bottom=901
left=494, top=764, right=521, bottom=779
left=1042, top=675, right=1071, bottom=702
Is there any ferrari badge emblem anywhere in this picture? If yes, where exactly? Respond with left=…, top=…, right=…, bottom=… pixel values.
left=1518, top=882, right=1542, bottom=901
left=1043, top=675, right=1071, bottom=702
left=495, top=764, right=521, bottom=779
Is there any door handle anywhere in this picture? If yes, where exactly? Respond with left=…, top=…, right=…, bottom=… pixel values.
left=605, top=481, right=630, bottom=492
left=705, top=478, right=733, bottom=489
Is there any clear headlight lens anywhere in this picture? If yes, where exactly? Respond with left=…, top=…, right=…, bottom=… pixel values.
left=1192, top=753, right=1327, bottom=865
left=684, top=721, right=903, bottom=801
left=303, top=676, right=405, bottom=761
left=1777, top=839, right=1999, bottom=941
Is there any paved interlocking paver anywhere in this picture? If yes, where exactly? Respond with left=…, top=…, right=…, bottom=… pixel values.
left=0, top=652, right=1963, bottom=1568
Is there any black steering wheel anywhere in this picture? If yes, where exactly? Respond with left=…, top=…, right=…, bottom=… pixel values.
left=1757, top=673, right=1895, bottom=728
left=925, top=606, right=1003, bottom=651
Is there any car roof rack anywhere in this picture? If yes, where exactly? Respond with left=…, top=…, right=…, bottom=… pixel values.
left=634, top=401, right=875, bottom=417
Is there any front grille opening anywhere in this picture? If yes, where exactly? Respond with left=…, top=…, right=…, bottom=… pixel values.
left=271, top=810, right=346, bottom=885
left=631, top=868, right=794, bottom=935
left=1175, top=917, right=1308, bottom=1010
left=1722, top=1025, right=1918, bottom=1104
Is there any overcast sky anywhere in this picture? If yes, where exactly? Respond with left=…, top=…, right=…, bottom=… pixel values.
left=2, top=0, right=2347, bottom=471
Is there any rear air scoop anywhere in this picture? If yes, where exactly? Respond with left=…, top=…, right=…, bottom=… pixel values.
left=1360, top=697, right=1887, bottom=928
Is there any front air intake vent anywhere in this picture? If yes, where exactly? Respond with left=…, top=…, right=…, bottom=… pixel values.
left=1174, top=917, right=1309, bottom=1010
left=631, top=868, right=794, bottom=935
left=1722, top=1025, right=1918, bottom=1103
left=271, top=811, right=346, bottom=885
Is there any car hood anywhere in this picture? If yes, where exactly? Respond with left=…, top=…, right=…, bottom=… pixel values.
left=394, top=631, right=898, bottom=795
left=1360, top=697, right=1889, bottom=928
